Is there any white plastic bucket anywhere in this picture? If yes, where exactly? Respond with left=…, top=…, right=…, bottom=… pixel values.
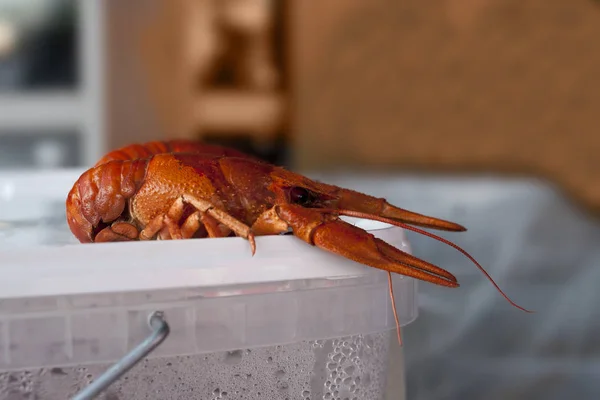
left=0, top=169, right=416, bottom=399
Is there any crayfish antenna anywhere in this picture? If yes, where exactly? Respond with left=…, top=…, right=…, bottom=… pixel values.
left=388, top=271, right=403, bottom=346
left=330, top=209, right=534, bottom=313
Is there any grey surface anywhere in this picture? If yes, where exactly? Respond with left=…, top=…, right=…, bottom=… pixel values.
left=308, top=172, right=600, bottom=400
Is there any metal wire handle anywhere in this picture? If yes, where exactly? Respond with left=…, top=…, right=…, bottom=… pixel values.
left=71, top=311, right=170, bottom=400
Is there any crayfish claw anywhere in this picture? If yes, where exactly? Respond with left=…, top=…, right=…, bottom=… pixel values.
left=381, top=202, right=467, bottom=232
left=311, top=219, right=459, bottom=288
left=374, top=237, right=458, bottom=284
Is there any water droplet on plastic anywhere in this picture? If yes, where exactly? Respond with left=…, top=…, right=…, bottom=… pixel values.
left=50, top=368, right=66, bottom=376
left=224, top=350, right=243, bottom=365
left=363, top=372, right=371, bottom=386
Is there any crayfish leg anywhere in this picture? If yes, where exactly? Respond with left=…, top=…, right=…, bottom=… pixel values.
left=181, top=194, right=256, bottom=254
left=179, top=212, right=202, bottom=239
left=139, top=214, right=169, bottom=240
left=199, top=212, right=226, bottom=238
left=140, top=197, right=185, bottom=240
left=178, top=211, right=228, bottom=239
left=139, top=194, right=256, bottom=253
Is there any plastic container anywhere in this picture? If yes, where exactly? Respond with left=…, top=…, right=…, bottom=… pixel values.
left=0, top=169, right=417, bottom=399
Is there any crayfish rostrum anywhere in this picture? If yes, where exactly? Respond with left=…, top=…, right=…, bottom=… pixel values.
left=66, top=140, right=530, bottom=342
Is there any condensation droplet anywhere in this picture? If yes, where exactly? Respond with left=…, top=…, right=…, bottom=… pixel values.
left=224, top=350, right=243, bottom=365
left=363, top=372, right=371, bottom=386
left=0, top=332, right=390, bottom=399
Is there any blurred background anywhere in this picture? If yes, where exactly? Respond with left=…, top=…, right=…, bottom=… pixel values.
left=0, top=0, right=599, bottom=398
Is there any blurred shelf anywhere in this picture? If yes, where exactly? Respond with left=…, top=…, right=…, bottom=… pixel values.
left=0, top=92, right=82, bottom=131
left=196, top=90, right=286, bottom=136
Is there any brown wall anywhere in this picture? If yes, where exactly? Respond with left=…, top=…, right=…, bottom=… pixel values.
left=105, top=0, right=195, bottom=149
left=290, top=0, right=600, bottom=210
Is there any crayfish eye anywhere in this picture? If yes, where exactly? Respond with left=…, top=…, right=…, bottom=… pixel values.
left=289, top=186, right=312, bottom=205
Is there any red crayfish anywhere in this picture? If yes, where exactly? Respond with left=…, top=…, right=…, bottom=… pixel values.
left=66, top=139, right=531, bottom=343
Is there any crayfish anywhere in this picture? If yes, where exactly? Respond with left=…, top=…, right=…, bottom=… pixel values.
left=66, top=140, right=531, bottom=344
